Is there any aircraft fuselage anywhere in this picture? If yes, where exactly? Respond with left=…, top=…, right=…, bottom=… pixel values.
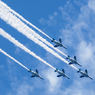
left=70, top=58, right=78, bottom=64
left=30, top=71, right=39, bottom=77
left=80, top=71, right=89, bottom=77
left=68, top=58, right=82, bottom=67
left=30, top=70, right=43, bottom=80
left=52, top=40, right=67, bottom=49
left=53, top=40, right=62, bottom=46
left=57, top=70, right=66, bottom=77
left=56, top=70, right=70, bottom=79
left=78, top=70, right=93, bottom=80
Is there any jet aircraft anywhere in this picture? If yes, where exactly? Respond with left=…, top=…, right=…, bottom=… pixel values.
left=77, top=69, right=93, bottom=80
left=54, top=68, right=70, bottom=79
left=66, top=55, right=82, bottom=67
left=28, top=69, right=43, bottom=80
left=51, top=38, right=67, bottom=49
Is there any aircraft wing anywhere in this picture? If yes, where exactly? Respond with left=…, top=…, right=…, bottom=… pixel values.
left=74, top=56, right=77, bottom=60
left=69, top=62, right=74, bottom=65
left=59, top=38, right=62, bottom=43
left=36, top=69, right=38, bottom=74
left=85, top=69, right=88, bottom=74
left=57, top=75, right=62, bottom=77
left=54, top=45, right=60, bottom=47
left=80, top=75, right=85, bottom=78
left=31, top=75, right=36, bottom=77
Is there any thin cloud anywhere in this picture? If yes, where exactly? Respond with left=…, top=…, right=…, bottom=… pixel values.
left=40, top=0, right=95, bottom=94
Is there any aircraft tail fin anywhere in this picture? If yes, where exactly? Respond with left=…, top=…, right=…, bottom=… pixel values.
left=66, top=55, right=70, bottom=59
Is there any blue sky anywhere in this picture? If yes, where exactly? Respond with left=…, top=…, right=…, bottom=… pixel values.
left=0, top=0, right=95, bottom=95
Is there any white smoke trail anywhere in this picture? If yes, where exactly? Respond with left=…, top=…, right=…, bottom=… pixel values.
left=0, top=48, right=29, bottom=71
left=0, top=1, right=67, bottom=57
left=0, top=1, right=52, bottom=40
left=0, top=29, right=78, bottom=70
left=0, top=2, right=78, bottom=70
left=0, top=2, right=68, bottom=64
left=0, top=28, right=56, bottom=70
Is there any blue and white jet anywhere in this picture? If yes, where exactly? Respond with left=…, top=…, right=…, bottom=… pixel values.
left=28, top=69, right=43, bottom=80
left=77, top=69, right=93, bottom=80
left=54, top=68, right=70, bottom=79
left=66, top=55, right=82, bottom=67
left=51, top=38, right=67, bottom=49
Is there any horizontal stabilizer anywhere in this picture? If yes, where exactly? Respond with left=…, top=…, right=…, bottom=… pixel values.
left=66, top=55, right=70, bottom=59
left=51, top=38, right=55, bottom=42
left=77, top=69, right=81, bottom=73
left=28, top=69, right=32, bottom=72
left=54, top=68, right=58, bottom=72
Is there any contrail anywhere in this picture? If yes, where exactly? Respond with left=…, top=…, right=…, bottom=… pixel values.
left=0, top=48, right=29, bottom=71
left=0, top=1, right=52, bottom=40
left=0, top=28, right=78, bottom=70
left=0, top=2, right=78, bottom=70
left=0, top=2, right=68, bottom=64
left=0, top=1, right=67, bottom=57
left=0, top=28, right=56, bottom=70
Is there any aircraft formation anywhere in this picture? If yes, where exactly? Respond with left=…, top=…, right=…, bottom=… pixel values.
left=28, top=38, right=93, bottom=80
left=0, top=1, right=93, bottom=81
